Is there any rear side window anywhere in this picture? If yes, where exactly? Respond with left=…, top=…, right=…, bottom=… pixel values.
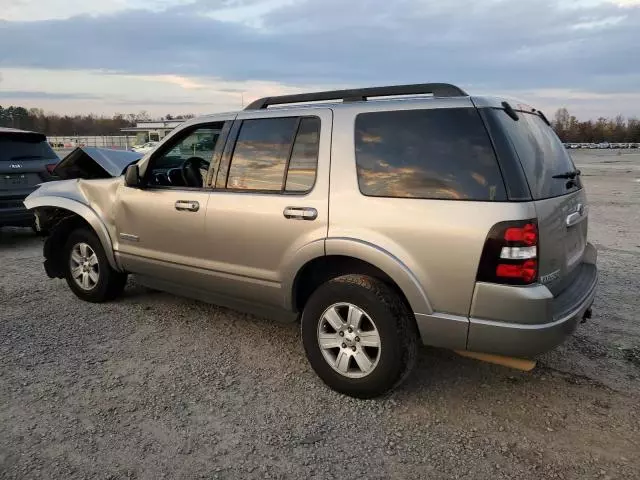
left=490, top=110, right=581, bottom=200
left=226, top=116, right=320, bottom=192
left=285, top=117, right=321, bottom=192
left=0, top=134, right=57, bottom=162
left=354, top=108, right=506, bottom=201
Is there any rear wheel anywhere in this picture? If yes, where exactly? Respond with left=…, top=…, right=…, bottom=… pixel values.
left=63, top=228, right=127, bottom=302
left=301, top=274, right=418, bottom=398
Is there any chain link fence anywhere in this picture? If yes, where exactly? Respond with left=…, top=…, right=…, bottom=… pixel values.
left=47, top=135, right=136, bottom=150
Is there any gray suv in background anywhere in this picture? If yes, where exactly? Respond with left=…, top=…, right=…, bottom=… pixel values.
left=25, top=83, right=597, bottom=398
left=1, top=128, right=59, bottom=229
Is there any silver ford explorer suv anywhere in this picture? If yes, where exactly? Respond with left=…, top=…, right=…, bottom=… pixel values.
left=24, top=83, right=597, bottom=398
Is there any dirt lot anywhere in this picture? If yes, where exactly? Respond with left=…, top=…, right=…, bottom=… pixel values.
left=1, top=150, right=639, bottom=479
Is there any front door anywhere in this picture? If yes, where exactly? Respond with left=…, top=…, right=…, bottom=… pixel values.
left=114, top=120, right=230, bottom=286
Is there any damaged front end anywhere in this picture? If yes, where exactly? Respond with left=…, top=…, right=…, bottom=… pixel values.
left=52, top=146, right=142, bottom=180
left=24, top=147, right=142, bottom=278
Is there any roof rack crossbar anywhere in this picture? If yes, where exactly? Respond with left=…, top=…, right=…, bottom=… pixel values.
left=244, top=83, right=468, bottom=110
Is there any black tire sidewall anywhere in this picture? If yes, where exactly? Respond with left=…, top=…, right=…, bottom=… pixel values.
left=63, top=228, right=117, bottom=302
left=301, top=277, right=407, bottom=398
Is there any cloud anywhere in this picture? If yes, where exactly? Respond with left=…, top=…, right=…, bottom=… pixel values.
left=0, top=0, right=638, bottom=117
left=0, top=0, right=638, bottom=91
left=0, top=0, right=195, bottom=21
left=0, top=90, right=102, bottom=100
left=131, top=75, right=209, bottom=90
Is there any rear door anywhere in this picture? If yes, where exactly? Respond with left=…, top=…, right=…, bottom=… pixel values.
left=199, top=108, right=331, bottom=307
left=0, top=131, right=58, bottom=204
left=489, top=109, right=588, bottom=295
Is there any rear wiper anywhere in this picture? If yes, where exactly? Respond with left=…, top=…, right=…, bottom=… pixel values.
left=537, top=110, right=551, bottom=126
left=552, top=169, right=581, bottom=179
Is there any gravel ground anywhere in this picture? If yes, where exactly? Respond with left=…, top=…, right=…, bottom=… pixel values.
left=1, top=150, right=639, bottom=479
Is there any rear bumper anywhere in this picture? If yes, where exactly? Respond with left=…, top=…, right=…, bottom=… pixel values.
left=466, top=247, right=598, bottom=357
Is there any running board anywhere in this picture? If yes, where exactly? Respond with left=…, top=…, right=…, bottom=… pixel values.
left=454, top=350, right=537, bottom=371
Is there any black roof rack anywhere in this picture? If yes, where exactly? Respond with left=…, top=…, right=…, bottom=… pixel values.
left=244, top=83, right=468, bottom=110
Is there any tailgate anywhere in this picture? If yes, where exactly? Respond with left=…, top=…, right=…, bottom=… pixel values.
left=486, top=107, right=589, bottom=296
left=0, top=161, right=53, bottom=198
left=0, top=132, right=58, bottom=197
left=535, top=189, right=588, bottom=295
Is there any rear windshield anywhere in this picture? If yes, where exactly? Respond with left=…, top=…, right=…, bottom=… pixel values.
left=354, top=108, right=507, bottom=201
left=0, top=134, right=58, bottom=162
left=490, top=109, right=581, bottom=199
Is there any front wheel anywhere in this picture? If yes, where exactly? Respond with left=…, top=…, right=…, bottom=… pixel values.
left=63, top=228, right=128, bottom=302
left=301, top=275, right=418, bottom=398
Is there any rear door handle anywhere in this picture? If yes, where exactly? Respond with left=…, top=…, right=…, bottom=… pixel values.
left=175, top=200, right=200, bottom=212
left=283, top=206, right=317, bottom=221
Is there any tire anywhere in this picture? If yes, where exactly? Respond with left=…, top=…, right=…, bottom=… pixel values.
left=301, top=274, right=418, bottom=398
left=63, top=228, right=128, bottom=302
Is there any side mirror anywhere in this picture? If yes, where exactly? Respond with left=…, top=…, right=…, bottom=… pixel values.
left=124, top=164, right=141, bottom=188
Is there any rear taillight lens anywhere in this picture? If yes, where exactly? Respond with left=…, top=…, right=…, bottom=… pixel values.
left=504, top=223, right=537, bottom=245
left=477, top=220, right=539, bottom=285
left=46, top=163, right=58, bottom=174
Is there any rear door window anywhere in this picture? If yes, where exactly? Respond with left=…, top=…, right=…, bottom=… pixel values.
left=489, top=110, right=581, bottom=199
left=224, top=116, right=320, bottom=193
left=354, top=108, right=506, bottom=201
left=284, top=117, right=321, bottom=192
left=0, top=133, right=57, bottom=162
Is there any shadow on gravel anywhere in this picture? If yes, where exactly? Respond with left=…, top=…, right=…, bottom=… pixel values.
left=397, top=346, right=533, bottom=397
left=0, top=227, right=41, bottom=248
left=119, top=280, right=162, bottom=299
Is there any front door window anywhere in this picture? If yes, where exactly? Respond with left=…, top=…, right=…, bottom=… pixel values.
left=146, top=125, right=222, bottom=188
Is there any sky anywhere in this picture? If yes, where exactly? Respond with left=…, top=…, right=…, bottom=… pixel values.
left=0, top=0, right=639, bottom=119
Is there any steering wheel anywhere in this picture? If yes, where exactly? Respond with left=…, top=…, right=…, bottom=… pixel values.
left=181, top=156, right=209, bottom=188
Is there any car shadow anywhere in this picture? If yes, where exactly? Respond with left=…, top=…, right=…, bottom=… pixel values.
left=111, top=282, right=545, bottom=398
left=395, top=345, right=541, bottom=400
left=0, top=227, right=43, bottom=248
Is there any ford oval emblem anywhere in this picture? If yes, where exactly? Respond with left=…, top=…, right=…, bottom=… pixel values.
left=9, top=163, right=22, bottom=169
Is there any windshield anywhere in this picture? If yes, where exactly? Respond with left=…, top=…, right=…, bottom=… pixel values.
left=0, top=135, right=58, bottom=162
left=490, top=109, right=581, bottom=199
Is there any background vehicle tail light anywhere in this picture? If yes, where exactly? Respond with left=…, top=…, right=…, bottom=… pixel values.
left=46, top=163, right=58, bottom=174
left=476, top=220, right=539, bottom=285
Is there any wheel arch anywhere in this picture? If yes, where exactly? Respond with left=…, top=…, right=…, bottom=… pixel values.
left=26, top=196, right=120, bottom=272
left=289, top=238, right=433, bottom=317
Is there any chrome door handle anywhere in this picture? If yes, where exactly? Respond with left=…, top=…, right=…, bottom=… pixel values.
left=283, top=206, right=318, bottom=220
left=175, top=200, right=200, bottom=212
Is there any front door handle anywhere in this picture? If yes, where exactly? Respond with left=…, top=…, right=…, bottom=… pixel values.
left=175, top=200, right=200, bottom=212
left=283, top=206, right=318, bottom=221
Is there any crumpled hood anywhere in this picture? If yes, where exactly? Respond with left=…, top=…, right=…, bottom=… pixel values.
left=53, top=147, right=142, bottom=180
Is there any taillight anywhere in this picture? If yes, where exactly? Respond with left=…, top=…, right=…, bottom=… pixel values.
left=477, top=220, right=539, bottom=285
left=46, top=163, right=58, bottom=174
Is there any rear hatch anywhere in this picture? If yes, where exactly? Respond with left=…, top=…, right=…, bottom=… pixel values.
left=0, top=130, right=59, bottom=205
left=489, top=108, right=588, bottom=296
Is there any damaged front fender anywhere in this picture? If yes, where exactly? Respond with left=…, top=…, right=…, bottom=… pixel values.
left=24, top=193, right=122, bottom=272
left=23, top=147, right=140, bottom=274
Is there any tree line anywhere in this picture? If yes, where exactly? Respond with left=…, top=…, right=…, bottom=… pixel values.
left=1, top=103, right=639, bottom=143
left=0, top=105, right=194, bottom=136
left=552, top=108, right=640, bottom=144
